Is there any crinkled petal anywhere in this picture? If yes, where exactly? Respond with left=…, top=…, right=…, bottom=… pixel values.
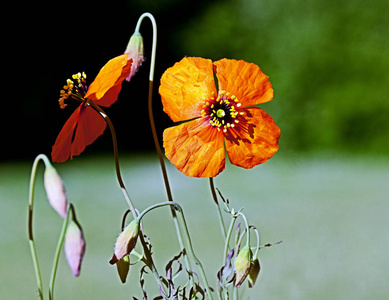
left=70, top=105, right=106, bottom=158
left=52, top=106, right=82, bottom=163
left=163, top=118, right=225, bottom=177
left=225, top=107, right=280, bottom=169
left=160, top=57, right=217, bottom=122
left=85, top=54, right=132, bottom=107
left=213, top=59, right=273, bottom=107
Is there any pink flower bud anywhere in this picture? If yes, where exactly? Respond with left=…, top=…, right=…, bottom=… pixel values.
left=109, top=219, right=140, bottom=265
left=65, top=220, right=86, bottom=277
left=124, top=33, right=144, bottom=82
left=234, top=246, right=252, bottom=287
left=44, top=166, right=67, bottom=218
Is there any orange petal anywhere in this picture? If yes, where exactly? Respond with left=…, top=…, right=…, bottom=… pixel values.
left=70, top=106, right=106, bottom=158
left=85, top=54, right=132, bottom=107
left=225, top=107, right=280, bottom=169
left=163, top=118, right=225, bottom=177
left=159, top=57, right=217, bottom=122
left=213, top=59, right=273, bottom=107
left=52, top=106, right=82, bottom=163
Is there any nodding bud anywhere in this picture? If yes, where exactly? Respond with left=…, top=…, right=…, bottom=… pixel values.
left=116, top=255, right=130, bottom=283
left=234, top=246, right=252, bottom=287
left=44, top=166, right=67, bottom=218
left=65, top=220, right=86, bottom=277
left=124, top=33, right=144, bottom=82
left=248, top=258, right=261, bottom=288
left=109, top=219, right=140, bottom=265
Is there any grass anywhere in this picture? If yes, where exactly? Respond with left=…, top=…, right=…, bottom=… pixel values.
left=1, top=152, right=388, bottom=299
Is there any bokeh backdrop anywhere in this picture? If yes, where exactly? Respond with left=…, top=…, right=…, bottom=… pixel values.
left=7, top=0, right=388, bottom=161
left=2, top=0, right=389, bottom=299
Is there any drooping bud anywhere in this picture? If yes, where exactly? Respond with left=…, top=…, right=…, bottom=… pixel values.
left=124, top=32, right=144, bottom=82
left=64, top=220, right=86, bottom=277
left=116, top=255, right=130, bottom=283
left=234, top=246, right=252, bottom=287
left=248, top=258, right=261, bottom=288
left=110, top=219, right=140, bottom=264
left=44, top=165, right=67, bottom=218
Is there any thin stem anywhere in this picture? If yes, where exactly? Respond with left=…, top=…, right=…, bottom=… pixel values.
left=48, top=204, right=73, bottom=300
left=138, top=202, right=214, bottom=300
left=135, top=12, right=157, bottom=81
left=223, top=217, right=237, bottom=266
left=86, top=100, right=137, bottom=219
left=28, top=154, right=50, bottom=300
left=138, top=12, right=195, bottom=284
left=209, top=178, right=227, bottom=238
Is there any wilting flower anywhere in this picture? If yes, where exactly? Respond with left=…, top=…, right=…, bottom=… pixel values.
left=51, top=55, right=132, bottom=162
left=160, top=57, right=280, bottom=177
left=43, top=165, right=67, bottom=218
left=247, top=258, right=261, bottom=288
left=109, top=219, right=140, bottom=265
left=65, top=220, right=86, bottom=277
left=124, top=32, right=144, bottom=81
left=234, top=246, right=252, bottom=287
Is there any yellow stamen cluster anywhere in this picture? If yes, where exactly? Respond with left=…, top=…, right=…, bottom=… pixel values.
left=201, top=90, right=243, bottom=132
left=58, top=72, right=87, bottom=109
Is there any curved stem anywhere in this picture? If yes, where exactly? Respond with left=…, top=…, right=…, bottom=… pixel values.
left=136, top=12, right=195, bottom=284
left=28, top=154, right=50, bottom=300
left=86, top=100, right=138, bottom=219
left=209, top=178, right=227, bottom=238
left=48, top=204, right=73, bottom=300
left=138, top=202, right=214, bottom=300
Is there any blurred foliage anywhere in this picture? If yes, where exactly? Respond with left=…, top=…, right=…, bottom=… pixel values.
left=9, top=0, right=388, bottom=161
left=175, top=0, right=389, bottom=153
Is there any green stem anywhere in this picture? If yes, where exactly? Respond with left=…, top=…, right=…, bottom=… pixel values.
left=138, top=202, right=214, bottom=300
left=137, top=12, right=195, bottom=285
left=223, top=217, right=237, bottom=266
left=48, top=204, right=73, bottom=300
left=86, top=100, right=138, bottom=219
left=209, top=178, right=227, bottom=238
left=28, top=154, right=52, bottom=300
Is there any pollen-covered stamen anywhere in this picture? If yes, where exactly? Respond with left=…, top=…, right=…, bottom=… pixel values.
left=201, top=90, right=243, bottom=132
left=58, top=72, right=88, bottom=109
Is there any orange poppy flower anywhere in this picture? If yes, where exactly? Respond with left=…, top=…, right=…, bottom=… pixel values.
left=160, top=57, right=280, bottom=178
left=52, top=54, right=132, bottom=163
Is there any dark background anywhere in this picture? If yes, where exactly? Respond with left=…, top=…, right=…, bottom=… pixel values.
left=5, top=0, right=389, bottom=161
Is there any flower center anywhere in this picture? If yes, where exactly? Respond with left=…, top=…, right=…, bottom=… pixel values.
left=201, top=90, right=242, bottom=132
left=58, top=72, right=88, bottom=109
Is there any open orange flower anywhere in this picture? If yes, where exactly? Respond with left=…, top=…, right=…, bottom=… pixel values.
left=160, top=57, right=280, bottom=178
left=52, top=54, right=132, bottom=163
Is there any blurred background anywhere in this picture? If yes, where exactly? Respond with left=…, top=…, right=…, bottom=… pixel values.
left=2, top=0, right=388, bottom=299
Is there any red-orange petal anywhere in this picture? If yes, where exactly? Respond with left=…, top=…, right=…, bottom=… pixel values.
left=159, top=57, right=217, bottom=122
left=224, top=107, right=280, bottom=169
left=70, top=105, right=106, bottom=158
left=163, top=118, right=225, bottom=178
left=213, top=59, right=273, bottom=107
left=52, top=106, right=82, bottom=163
left=85, top=54, right=132, bottom=107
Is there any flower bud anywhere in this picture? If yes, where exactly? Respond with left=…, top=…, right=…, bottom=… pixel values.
left=65, top=220, right=86, bottom=277
left=110, top=219, right=140, bottom=264
left=44, top=166, right=67, bottom=218
left=116, top=255, right=130, bottom=283
left=234, top=246, right=252, bottom=287
left=124, top=33, right=144, bottom=82
left=248, top=258, right=261, bottom=288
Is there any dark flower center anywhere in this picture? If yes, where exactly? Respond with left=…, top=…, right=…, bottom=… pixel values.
left=202, top=90, right=242, bottom=132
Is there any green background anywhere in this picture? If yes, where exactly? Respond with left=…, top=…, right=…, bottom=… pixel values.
left=3, top=0, right=389, bottom=298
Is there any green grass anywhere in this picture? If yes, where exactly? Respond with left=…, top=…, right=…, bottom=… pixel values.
left=1, top=152, right=388, bottom=299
